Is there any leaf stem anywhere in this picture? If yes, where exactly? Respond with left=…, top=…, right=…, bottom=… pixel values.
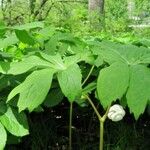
left=69, top=102, right=73, bottom=150
left=82, top=65, right=95, bottom=86
left=85, top=95, right=102, bottom=119
left=68, top=65, right=94, bottom=149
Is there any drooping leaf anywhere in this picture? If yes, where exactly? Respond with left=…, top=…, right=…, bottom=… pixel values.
left=15, top=30, right=36, bottom=45
left=94, top=55, right=103, bottom=67
left=7, top=55, right=52, bottom=75
left=0, top=101, right=7, bottom=116
left=91, top=41, right=126, bottom=64
left=126, top=65, right=150, bottom=119
left=64, top=52, right=94, bottom=67
left=92, top=40, right=150, bottom=65
left=12, top=21, right=44, bottom=30
left=0, top=22, right=6, bottom=37
left=0, top=107, right=29, bottom=136
left=57, top=64, right=82, bottom=102
left=7, top=134, right=21, bottom=145
left=44, top=36, right=58, bottom=55
left=97, top=62, right=129, bottom=107
left=0, top=62, right=10, bottom=74
left=8, top=69, right=55, bottom=112
left=0, top=35, right=18, bottom=49
left=38, top=52, right=66, bottom=70
left=0, top=122, right=7, bottom=150
left=37, top=26, right=56, bottom=41
left=44, top=88, right=64, bottom=107
left=0, top=75, right=10, bottom=91
left=82, top=81, right=97, bottom=95
left=74, top=97, right=88, bottom=107
left=33, top=106, right=44, bottom=113
left=0, top=51, right=12, bottom=59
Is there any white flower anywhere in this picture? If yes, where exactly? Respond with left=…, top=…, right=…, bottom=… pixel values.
left=108, top=104, right=125, bottom=122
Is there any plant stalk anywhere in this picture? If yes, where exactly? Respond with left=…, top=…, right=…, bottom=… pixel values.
left=100, top=120, right=104, bottom=150
left=68, top=65, right=94, bottom=149
left=85, top=95, right=102, bottom=119
left=85, top=95, right=111, bottom=150
left=69, top=102, right=73, bottom=150
left=82, top=65, right=94, bottom=86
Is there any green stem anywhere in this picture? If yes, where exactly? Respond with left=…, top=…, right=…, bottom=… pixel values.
left=82, top=65, right=95, bottom=86
left=68, top=65, right=95, bottom=149
left=69, top=102, right=73, bottom=150
left=85, top=95, right=102, bottom=119
left=100, top=121, right=104, bottom=150
left=85, top=95, right=111, bottom=150
left=99, top=106, right=110, bottom=150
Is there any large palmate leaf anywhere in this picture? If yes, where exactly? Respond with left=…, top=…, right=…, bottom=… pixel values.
left=0, top=122, right=7, bottom=150
left=92, top=40, right=150, bottom=65
left=8, top=69, right=55, bottom=112
left=126, top=65, right=150, bottom=119
left=0, top=107, right=29, bottom=136
left=38, top=52, right=66, bottom=70
left=97, top=62, right=129, bottom=108
left=57, top=64, right=82, bottom=102
left=64, top=52, right=95, bottom=67
left=7, top=55, right=52, bottom=75
left=96, top=40, right=150, bottom=118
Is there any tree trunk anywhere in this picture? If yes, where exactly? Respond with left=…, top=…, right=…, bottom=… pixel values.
left=127, top=0, right=135, bottom=19
left=88, top=0, right=105, bottom=14
left=88, top=0, right=105, bottom=30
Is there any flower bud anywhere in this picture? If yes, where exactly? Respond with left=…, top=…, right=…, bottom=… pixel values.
left=108, top=104, right=125, bottom=122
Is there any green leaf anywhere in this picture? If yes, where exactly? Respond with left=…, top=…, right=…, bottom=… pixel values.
left=82, top=81, right=97, bottom=94
left=8, top=55, right=52, bottom=75
left=57, top=64, right=82, bottom=102
left=64, top=52, right=94, bottom=67
left=44, top=37, right=58, bottom=55
left=38, top=52, right=66, bottom=70
left=97, top=62, right=129, bottom=107
left=12, top=22, right=44, bottom=30
left=8, top=69, right=55, bottom=112
left=94, top=55, right=103, bottom=67
left=126, top=65, right=150, bottom=119
left=0, top=101, right=7, bottom=116
left=15, top=30, right=36, bottom=45
left=7, top=134, right=21, bottom=145
left=0, top=107, right=29, bottom=136
left=37, top=26, right=56, bottom=41
left=0, top=122, right=7, bottom=150
left=44, top=88, right=64, bottom=107
left=0, top=75, right=10, bottom=91
left=0, top=22, right=6, bottom=37
left=93, top=41, right=150, bottom=65
left=74, top=98, right=88, bottom=107
left=91, top=41, right=126, bottom=64
left=0, top=62, right=10, bottom=74
left=0, top=35, right=18, bottom=49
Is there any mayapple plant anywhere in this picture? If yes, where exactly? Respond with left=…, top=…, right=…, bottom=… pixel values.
left=0, top=22, right=150, bottom=149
